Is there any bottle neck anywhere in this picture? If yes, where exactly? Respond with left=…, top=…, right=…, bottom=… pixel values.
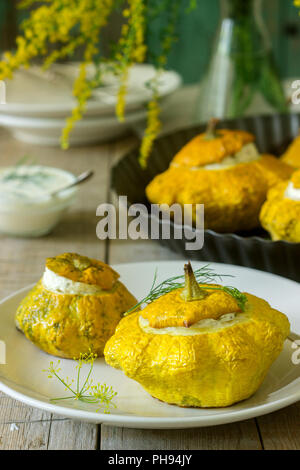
left=218, top=0, right=270, bottom=54
left=221, top=0, right=261, bottom=19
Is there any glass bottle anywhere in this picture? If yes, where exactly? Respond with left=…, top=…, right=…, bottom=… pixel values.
left=195, top=0, right=287, bottom=122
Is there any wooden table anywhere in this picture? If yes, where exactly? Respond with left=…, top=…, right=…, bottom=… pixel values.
left=0, top=128, right=299, bottom=450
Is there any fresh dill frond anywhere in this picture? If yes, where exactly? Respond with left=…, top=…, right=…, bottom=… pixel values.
left=2, top=155, right=35, bottom=182
left=221, top=286, right=248, bottom=311
left=124, top=264, right=247, bottom=315
left=1, top=156, right=54, bottom=188
left=44, top=350, right=117, bottom=414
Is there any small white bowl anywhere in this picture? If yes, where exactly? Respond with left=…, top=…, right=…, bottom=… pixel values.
left=0, top=166, right=77, bottom=237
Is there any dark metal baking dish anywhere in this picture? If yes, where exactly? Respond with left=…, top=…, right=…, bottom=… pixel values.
left=111, top=113, right=300, bottom=282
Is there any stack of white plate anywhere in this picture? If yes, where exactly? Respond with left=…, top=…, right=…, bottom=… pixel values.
left=0, top=63, right=182, bottom=146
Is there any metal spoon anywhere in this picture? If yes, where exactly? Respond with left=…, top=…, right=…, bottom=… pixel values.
left=51, top=170, right=94, bottom=197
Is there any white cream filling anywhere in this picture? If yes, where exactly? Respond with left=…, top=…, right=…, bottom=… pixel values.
left=204, top=143, right=260, bottom=170
left=171, top=143, right=260, bottom=171
left=139, top=312, right=249, bottom=336
left=42, top=267, right=103, bottom=295
left=284, top=182, right=300, bottom=201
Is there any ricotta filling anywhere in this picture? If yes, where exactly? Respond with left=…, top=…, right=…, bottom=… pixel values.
left=284, top=182, right=300, bottom=201
left=171, top=142, right=260, bottom=171
left=42, top=267, right=104, bottom=295
left=139, top=312, right=249, bottom=336
left=203, top=143, right=260, bottom=170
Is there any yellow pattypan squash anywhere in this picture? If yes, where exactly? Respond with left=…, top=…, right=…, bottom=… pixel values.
left=105, top=263, right=290, bottom=408
left=15, top=253, right=137, bottom=359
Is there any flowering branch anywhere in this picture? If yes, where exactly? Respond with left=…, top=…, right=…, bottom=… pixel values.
left=0, top=0, right=190, bottom=166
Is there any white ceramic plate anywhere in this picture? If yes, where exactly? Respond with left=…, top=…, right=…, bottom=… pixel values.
left=0, top=261, right=299, bottom=429
left=0, top=108, right=147, bottom=146
left=0, top=64, right=182, bottom=118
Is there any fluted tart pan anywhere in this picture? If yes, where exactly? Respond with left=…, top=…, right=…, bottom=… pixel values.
left=112, top=113, right=300, bottom=282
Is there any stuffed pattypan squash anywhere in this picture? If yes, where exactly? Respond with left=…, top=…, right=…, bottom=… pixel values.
left=15, top=253, right=137, bottom=358
left=281, top=134, right=300, bottom=169
left=104, top=263, right=290, bottom=408
left=146, top=121, right=293, bottom=233
left=260, top=170, right=300, bottom=242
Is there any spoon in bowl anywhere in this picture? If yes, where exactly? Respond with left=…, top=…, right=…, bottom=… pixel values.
left=51, top=170, right=94, bottom=197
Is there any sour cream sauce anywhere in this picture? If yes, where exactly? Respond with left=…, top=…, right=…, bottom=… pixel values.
left=0, top=165, right=77, bottom=237
left=0, top=165, right=74, bottom=206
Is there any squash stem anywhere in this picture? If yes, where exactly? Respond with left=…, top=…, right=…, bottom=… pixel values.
left=181, top=262, right=207, bottom=302
left=204, top=118, right=220, bottom=140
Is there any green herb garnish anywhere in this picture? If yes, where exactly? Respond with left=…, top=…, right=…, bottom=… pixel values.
left=44, top=351, right=117, bottom=413
left=125, top=263, right=247, bottom=315
left=2, top=155, right=36, bottom=182
left=1, top=155, right=52, bottom=187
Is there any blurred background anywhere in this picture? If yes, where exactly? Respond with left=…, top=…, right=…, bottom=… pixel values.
left=0, top=0, right=299, bottom=146
left=0, top=0, right=299, bottom=84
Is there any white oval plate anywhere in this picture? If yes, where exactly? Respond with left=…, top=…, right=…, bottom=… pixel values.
left=0, top=261, right=300, bottom=429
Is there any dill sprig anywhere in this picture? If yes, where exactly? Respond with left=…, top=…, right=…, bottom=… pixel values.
left=2, top=155, right=36, bottom=182
left=44, top=351, right=117, bottom=414
left=125, top=264, right=247, bottom=315
left=1, top=156, right=54, bottom=189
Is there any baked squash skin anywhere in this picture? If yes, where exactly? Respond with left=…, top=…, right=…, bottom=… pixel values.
left=281, top=135, right=300, bottom=169
left=172, top=129, right=255, bottom=168
left=16, top=280, right=136, bottom=359
left=104, top=289, right=290, bottom=408
left=146, top=156, right=292, bottom=233
left=45, top=252, right=119, bottom=289
left=260, top=171, right=300, bottom=242
left=15, top=254, right=137, bottom=359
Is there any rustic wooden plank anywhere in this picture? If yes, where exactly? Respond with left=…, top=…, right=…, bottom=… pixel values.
left=0, top=395, right=51, bottom=450
left=0, top=128, right=117, bottom=449
left=257, top=403, right=300, bottom=450
left=47, top=419, right=98, bottom=450
left=0, top=395, right=51, bottom=424
left=0, top=422, right=50, bottom=450
left=0, top=406, right=97, bottom=450
left=101, top=421, right=262, bottom=451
